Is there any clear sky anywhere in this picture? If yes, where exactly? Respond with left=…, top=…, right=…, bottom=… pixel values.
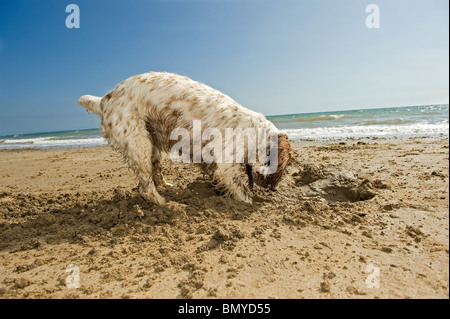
left=0, top=0, right=448, bottom=136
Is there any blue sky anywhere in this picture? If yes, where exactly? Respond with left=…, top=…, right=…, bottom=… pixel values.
left=0, top=0, right=448, bottom=136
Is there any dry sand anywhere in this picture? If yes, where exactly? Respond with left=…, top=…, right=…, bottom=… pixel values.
left=0, top=137, right=448, bottom=299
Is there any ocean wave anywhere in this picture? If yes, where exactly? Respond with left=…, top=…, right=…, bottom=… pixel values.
left=0, top=137, right=107, bottom=150
left=356, top=119, right=414, bottom=126
left=271, top=114, right=348, bottom=123
left=282, top=122, right=449, bottom=140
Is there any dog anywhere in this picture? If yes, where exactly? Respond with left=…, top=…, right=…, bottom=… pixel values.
left=78, top=72, right=292, bottom=205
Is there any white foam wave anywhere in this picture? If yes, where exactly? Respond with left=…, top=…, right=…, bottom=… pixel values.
left=282, top=122, right=449, bottom=140
left=0, top=137, right=107, bottom=150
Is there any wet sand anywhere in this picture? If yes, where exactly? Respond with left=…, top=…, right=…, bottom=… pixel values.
left=0, top=137, right=448, bottom=298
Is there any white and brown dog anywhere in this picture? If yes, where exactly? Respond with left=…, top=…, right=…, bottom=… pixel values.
left=78, top=72, right=292, bottom=205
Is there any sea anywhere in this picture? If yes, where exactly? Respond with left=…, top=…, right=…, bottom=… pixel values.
left=0, top=104, right=448, bottom=150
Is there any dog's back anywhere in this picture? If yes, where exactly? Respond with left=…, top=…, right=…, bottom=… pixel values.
left=103, top=72, right=272, bottom=130
left=80, top=72, right=277, bottom=151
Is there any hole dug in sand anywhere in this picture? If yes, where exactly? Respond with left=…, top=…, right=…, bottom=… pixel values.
left=293, top=163, right=381, bottom=203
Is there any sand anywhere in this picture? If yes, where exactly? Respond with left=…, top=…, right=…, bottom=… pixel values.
left=0, top=137, right=448, bottom=299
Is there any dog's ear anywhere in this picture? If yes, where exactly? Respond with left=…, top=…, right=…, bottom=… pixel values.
left=267, top=133, right=292, bottom=190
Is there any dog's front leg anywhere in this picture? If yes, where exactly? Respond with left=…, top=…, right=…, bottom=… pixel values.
left=152, top=161, right=173, bottom=188
left=151, top=150, right=173, bottom=188
left=138, top=173, right=166, bottom=205
left=213, top=163, right=252, bottom=204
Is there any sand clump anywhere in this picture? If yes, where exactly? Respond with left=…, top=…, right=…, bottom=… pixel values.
left=293, top=163, right=381, bottom=202
left=0, top=138, right=448, bottom=298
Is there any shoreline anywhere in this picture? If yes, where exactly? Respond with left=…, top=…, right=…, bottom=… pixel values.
left=0, top=137, right=448, bottom=298
left=0, top=135, right=448, bottom=152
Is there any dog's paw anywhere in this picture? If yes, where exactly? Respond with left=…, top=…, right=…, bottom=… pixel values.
left=141, top=192, right=166, bottom=206
left=252, top=194, right=265, bottom=203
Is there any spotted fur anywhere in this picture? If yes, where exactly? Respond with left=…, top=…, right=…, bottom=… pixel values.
left=78, top=72, right=292, bottom=205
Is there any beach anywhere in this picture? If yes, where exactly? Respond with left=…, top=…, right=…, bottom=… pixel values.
left=0, top=137, right=448, bottom=298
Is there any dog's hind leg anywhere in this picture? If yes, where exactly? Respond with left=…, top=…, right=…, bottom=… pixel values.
left=119, top=130, right=166, bottom=205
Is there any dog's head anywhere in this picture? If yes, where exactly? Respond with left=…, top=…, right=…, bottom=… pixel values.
left=249, top=133, right=292, bottom=191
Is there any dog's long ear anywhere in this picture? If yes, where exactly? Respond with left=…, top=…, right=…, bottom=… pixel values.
left=267, top=133, right=292, bottom=190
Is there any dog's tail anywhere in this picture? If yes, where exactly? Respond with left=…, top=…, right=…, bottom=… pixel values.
left=78, top=95, right=102, bottom=115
